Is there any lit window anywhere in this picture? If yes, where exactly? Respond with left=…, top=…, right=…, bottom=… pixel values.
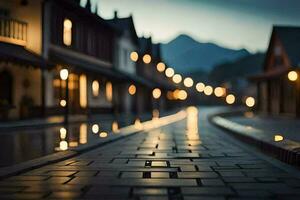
left=79, top=74, right=87, bottom=108
left=63, top=18, right=72, bottom=46
left=106, top=82, right=113, bottom=102
left=92, top=80, right=100, bottom=97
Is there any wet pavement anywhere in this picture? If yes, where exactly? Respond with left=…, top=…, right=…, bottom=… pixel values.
left=0, top=115, right=139, bottom=167
left=0, top=107, right=300, bottom=199
left=227, top=112, right=300, bottom=143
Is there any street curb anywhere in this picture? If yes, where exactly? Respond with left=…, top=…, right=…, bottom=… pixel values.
left=0, top=110, right=186, bottom=180
left=208, top=111, right=300, bottom=168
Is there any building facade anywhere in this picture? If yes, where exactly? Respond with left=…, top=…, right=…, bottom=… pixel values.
left=251, top=26, right=300, bottom=117
left=0, top=0, right=177, bottom=121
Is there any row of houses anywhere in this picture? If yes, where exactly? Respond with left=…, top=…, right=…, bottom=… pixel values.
left=0, top=0, right=178, bottom=121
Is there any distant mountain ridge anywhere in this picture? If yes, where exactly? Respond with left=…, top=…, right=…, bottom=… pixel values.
left=161, top=34, right=250, bottom=74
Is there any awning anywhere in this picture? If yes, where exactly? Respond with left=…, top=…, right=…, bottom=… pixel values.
left=0, top=42, right=49, bottom=68
left=49, top=49, right=125, bottom=81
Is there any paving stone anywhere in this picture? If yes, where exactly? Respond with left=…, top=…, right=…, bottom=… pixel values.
left=181, top=187, right=235, bottom=195
left=151, top=172, right=170, bottom=178
left=178, top=172, right=218, bottom=178
left=47, top=171, right=77, bottom=177
left=201, top=179, right=225, bottom=186
left=1, top=109, right=299, bottom=199
left=121, top=172, right=143, bottom=178
left=151, top=161, right=168, bottom=167
left=133, top=188, right=168, bottom=195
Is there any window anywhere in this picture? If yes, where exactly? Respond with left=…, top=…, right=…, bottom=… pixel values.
left=106, top=82, right=113, bottom=102
left=92, top=80, right=99, bottom=97
left=79, top=74, right=87, bottom=108
left=63, top=18, right=72, bottom=46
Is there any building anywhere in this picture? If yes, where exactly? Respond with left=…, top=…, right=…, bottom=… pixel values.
left=0, top=0, right=177, bottom=121
left=0, top=0, right=49, bottom=120
left=251, top=26, right=300, bottom=117
left=107, top=12, right=145, bottom=115
left=43, top=0, right=121, bottom=117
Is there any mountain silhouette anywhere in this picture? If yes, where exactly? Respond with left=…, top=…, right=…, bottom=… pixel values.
left=161, top=34, right=250, bottom=74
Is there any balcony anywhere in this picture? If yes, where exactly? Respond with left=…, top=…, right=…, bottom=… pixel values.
left=0, top=16, right=27, bottom=46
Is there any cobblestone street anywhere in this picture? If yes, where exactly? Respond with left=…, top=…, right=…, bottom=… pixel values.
left=0, top=107, right=299, bottom=199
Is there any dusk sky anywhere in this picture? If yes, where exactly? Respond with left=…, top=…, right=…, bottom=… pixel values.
left=81, top=0, right=300, bottom=53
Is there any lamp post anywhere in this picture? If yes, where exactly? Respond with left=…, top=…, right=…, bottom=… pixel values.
left=60, top=68, right=69, bottom=125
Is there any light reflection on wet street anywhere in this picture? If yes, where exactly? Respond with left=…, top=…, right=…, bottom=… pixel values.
left=0, top=115, right=141, bottom=167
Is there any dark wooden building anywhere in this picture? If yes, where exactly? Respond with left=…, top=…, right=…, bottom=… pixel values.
left=251, top=26, right=300, bottom=117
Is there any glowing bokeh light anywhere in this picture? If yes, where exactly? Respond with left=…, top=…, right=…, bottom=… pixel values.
left=165, top=68, right=175, bottom=77
left=60, top=99, right=67, bottom=107
left=130, top=51, right=139, bottom=62
left=92, top=124, right=99, bottom=134
left=226, top=94, right=235, bottom=104
left=183, top=77, right=194, bottom=88
left=59, top=141, right=68, bottom=151
left=288, top=71, right=298, bottom=81
left=128, top=84, right=136, bottom=95
left=214, top=87, right=225, bottom=97
left=60, top=69, right=69, bottom=80
left=152, top=88, right=162, bottom=99
left=204, top=85, right=213, bottom=95
left=143, top=54, right=151, bottom=64
left=196, top=82, right=205, bottom=92
left=245, top=97, right=255, bottom=107
left=274, top=134, right=284, bottom=142
left=156, top=62, right=166, bottom=72
left=99, top=132, right=108, bottom=138
left=172, top=74, right=182, bottom=84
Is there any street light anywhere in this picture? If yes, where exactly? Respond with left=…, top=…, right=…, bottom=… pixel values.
left=60, top=69, right=69, bottom=80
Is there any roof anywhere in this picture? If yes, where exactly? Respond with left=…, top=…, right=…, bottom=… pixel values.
left=0, top=42, right=49, bottom=68
left=107, top=16, right=138, bottom=44
left=138, top=37, right=152, bottom=54
left=274, top=26, right=300, bottom=67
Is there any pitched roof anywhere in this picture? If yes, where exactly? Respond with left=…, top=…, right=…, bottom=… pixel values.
left=274, top=26, right=300, bottom=67
left=107, top=16, right=138, bottom=44
left=138, top=37, right=152, bottom=54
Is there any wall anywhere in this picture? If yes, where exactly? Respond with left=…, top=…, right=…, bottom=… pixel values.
left=115, top=32, right=137, bottom=74
left=0, top=62, right=41, bottom=119
left=0, top=0, right=43, bottom=54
